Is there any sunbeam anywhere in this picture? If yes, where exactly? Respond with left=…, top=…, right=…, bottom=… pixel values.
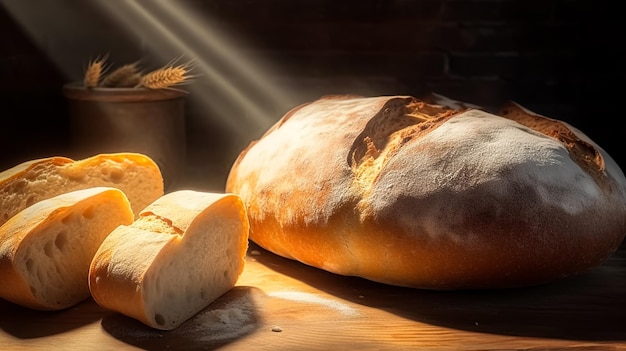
left=153, top=0, right=296, bottom=108
left=92, top=0, right=285, bottom=136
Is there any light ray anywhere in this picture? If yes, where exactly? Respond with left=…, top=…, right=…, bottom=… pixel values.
left=153, top=0, right=296, bottom=107
left=93, top=0, right=277, bottom=136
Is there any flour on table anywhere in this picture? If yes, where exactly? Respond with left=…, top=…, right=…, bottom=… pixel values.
left=268, top=291, right=360, bottom=317
left=182, top=293, right=258, bottom=342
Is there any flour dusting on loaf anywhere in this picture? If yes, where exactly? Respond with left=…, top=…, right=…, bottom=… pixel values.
left=226, top=94, right=626, bottom=289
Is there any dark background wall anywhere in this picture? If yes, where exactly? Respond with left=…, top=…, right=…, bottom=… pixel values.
left=0, top=0, right=624, bottom=191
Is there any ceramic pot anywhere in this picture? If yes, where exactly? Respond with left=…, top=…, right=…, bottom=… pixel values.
left=63, top=84, right=187, bottom=190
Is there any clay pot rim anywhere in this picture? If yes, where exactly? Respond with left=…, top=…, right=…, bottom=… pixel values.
left=63, top=83, right=189, bottom=102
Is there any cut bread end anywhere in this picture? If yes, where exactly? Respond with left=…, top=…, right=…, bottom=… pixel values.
left=0, top=187, right=134, bottom=310
left=0, top=153, right=164, bottom=227
left=89, top=191, right=249, bottom=330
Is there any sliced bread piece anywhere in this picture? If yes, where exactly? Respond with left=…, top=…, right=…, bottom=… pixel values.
left=0, top=187, right=135, bottom=310
left=0, top=152, right=164, bottom=226
left=89, top=190, right=249, bottom=330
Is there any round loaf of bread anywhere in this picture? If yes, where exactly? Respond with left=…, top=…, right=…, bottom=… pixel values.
left=225, top=95, right=626, bottom=289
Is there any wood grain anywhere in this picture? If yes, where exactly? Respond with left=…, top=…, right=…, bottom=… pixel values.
left=2, top=242, right=626, bottom=350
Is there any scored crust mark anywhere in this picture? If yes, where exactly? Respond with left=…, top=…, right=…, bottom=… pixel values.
left=348, top=97, right=462, bottom=190
left=499, top=101, right=608, bottom=188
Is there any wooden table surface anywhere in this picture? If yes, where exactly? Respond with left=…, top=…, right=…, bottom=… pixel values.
left=2, top=241, right=626, bottom=351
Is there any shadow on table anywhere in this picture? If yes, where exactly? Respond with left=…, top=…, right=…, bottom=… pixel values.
left=100, top=286, right=263, bottom=351
left=251, top=242, right=626, bottom=342
left=0, top=297, right=105, bottom=338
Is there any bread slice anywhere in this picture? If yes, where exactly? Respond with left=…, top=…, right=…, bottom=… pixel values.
left=0, top=187, right=134, bottom=310
left=0, top=152, right=164, bottom=226
left=89, top=190, right=249, bottom=330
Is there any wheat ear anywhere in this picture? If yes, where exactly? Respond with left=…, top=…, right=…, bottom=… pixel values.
left=100, top=63, right=141, bottom=87
left=139, top=63, right=193, bottom=89
left=83, top=57, right=107, bottom=88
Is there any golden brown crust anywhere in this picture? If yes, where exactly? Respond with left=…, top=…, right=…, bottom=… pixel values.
left=89, top=225, right=172, bottom=323
left=0, top=157, right=72, bottom=182
left=226, top=95, right=626, bottom=289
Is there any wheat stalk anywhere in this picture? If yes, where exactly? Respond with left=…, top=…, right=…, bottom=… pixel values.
left=138, top=63, right=193, bottom=89
left=81, top=56, right=194, bottom=90
left=83, top=56, right=108, bottom=88
left=100, top=63, right=140, bottom=87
